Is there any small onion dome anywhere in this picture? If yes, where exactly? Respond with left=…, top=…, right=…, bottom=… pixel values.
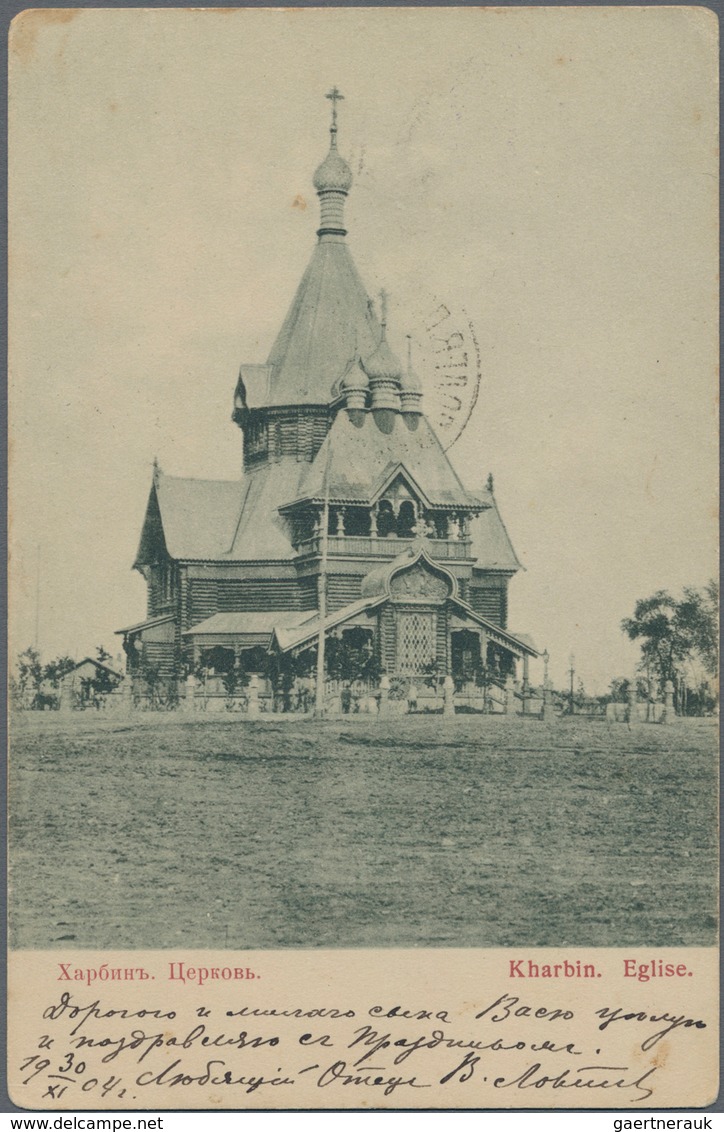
left=339, top=359, right=369, bottom=411
left=363, top=339, right=403, bottom=382
left=399, top=364, right=423, bottom=413
left=313, top=145, right=353, bottom=194
left=340, top=358, right=370, bottom=392
left=400, top=365, right=422, bottom=392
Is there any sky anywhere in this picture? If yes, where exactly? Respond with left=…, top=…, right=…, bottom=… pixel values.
left=9, top=7, right=718, bottom=694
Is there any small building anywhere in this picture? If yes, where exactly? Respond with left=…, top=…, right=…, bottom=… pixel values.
left=59, top=658, right=123, bottom=707
left=119, top=93, right=537, bottom=698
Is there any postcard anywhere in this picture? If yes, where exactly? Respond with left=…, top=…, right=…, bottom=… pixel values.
left=8, top=6, right=719, bottom=1110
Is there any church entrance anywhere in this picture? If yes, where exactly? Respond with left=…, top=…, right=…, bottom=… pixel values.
left=451, top=629, right=482, bottom=682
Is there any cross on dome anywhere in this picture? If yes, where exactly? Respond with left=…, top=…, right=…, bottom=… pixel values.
left=326, top=86, right=344, bottom=134
left=314, top=86, right=353, bottom=212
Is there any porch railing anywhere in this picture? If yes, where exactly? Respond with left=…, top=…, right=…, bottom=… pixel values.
left=294, top=534, right=472, bottom=559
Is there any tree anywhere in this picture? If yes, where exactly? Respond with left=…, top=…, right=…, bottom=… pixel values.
left=607, top=676, right=649, bottom=704
left=43, top=656, right=76, bottom=689
left=14, top=647, right=43, bottom=708
left=326, top=635, right=380, bottom=683
left=11, top=649, right=78, bottom=709
left=82, top=665, right=117, bottom=702
left=678, top=580, right=718, bottom=678
left=134, top=658, right=177, bottom=709
left=621, top=580, right=718, bottom=700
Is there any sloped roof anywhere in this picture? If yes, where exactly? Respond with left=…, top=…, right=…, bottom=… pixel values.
left=468, top=495, right=522, bottom=572
left=273, top=594, right=385, bottom=653
left=271, top=587, right=536, bottom=659
left=262, top=239, right=383, bottom=406
left=135, top=451, right=518, bottom=570
left=185, top=611, right=312, bottom=637
left=236, top=365, right=273, bottom=409
left=152, top=475, right=241, bottom=560
left=288, top=410, right=484, bottom=510
left=449, top=598, right=538, bottom=657
left=115, top=614, right=175, bottom=635
left=136, top=468, right=306, bottom=564
left=226, top=461, right=305, bottom=560
left=509, top=631, right=538, bottom=653
left=63, top=657, right=123, bottom=680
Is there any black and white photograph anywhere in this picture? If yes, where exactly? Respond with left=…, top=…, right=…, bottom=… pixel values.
left=8, top=6, right=719, bottom=1110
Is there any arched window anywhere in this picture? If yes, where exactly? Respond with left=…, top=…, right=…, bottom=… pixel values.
left=377, top=500, right=396, bottom=538
left=342, top=627, right=374, bottom=652
left=397, top=500, right=416, bottom=538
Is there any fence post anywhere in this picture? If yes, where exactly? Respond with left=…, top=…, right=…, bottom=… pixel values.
left=183, top=674, right=195, bottom=714
left=504, top=674, right=516, bottom=715
left=522, top=655, right=530, bottom=714
left=625, top=682, right=639, bottom=726
left=443, top=675, right=455, bottom=717
left=119, top=676, right=133, bottom=713
left=661, top=680, right=676, bottom=724
left=542, top=682, right=554, bottom=722
left=378, top=674, right=390, bottom=716
left=247, top=674, right=260, bottom=719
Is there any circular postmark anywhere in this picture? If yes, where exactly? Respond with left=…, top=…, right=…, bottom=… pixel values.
left=409, top=297, right=482, bottom=451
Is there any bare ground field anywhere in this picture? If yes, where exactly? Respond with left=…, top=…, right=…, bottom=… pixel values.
left=8, top=713, right=718, bottom=949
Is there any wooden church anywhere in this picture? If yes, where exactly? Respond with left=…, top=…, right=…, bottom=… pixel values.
left=119, top=93, right=537, bottom=697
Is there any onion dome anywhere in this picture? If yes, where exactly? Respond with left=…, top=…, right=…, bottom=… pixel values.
left=340, top=358, right=370, bottom=391
left=363, top=338, right=403, bottom=382
left=313, top=146, right=353, bottom=193
left=315, top=88, right=352, bottom=239
left=399, top=336, right=423, bottom=413
left=400, top=365, right=422, bottom=392
left=337, top=358, right=369, bottom=410
left=363, top=291, right=402, bottom=411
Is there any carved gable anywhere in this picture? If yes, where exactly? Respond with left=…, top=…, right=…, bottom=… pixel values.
left=389, top=561, right=451, bottom=603
left=383, top=473, right=418, bottom=506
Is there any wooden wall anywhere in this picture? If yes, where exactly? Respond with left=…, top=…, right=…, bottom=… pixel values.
left=187, top=576, right=317, bottom=625
left=468, top=578, right=508, bottom=627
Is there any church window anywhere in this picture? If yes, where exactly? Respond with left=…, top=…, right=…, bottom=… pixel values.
left=397, top=611, right=436, bottom=674
left=162, top=562, right=174, bottom=603
left=293, top=510, right=316, bottom=546
left=377, top=500, right=396, bottom=538
left=245, top=418, right=268, bottom=461
left=342, top=626, right=373, bottom=652
left=397, top=499, right=416, bottom=538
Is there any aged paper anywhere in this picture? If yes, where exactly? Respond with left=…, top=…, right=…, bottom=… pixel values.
left=7, top=949, right=718, bottom=1109
left=8, top=6, right=718, bottom=1111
